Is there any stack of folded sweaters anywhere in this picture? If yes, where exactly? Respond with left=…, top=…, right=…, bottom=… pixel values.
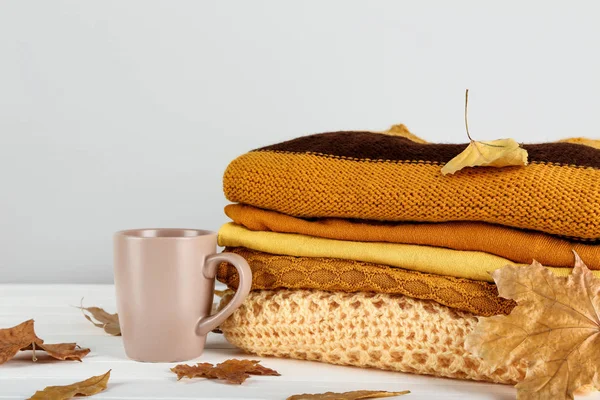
left=216, top=127, right=600, bottom=385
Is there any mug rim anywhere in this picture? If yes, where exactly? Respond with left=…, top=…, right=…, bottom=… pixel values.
left=115, top=228, right=216, bottom=239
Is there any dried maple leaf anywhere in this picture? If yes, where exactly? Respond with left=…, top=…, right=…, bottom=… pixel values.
left=78, top=301, right=121, bottom=336
left=214, top=369, right=249, bottom=385
left=213, top=359, right=280, bottom=384
left=465, top=252, right=600, bottom=400
left=287, top=390, right=410, bottom=400
left=210, top=359, right=251, bottom=384
left=171, top=359, right=280, bottom=385
left=171, top=361, right=249, bottom=384
left=28, top=370, right=110, bottom=399
left=227, top=359, right=280, bottom=376
left=171, top=362, right=215, bottom=380
left=0, top=319, right=89, bottom=364
left=0, top=320, right=41, bottom=364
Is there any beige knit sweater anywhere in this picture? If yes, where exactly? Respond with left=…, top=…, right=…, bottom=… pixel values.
left=219, top=290, right=526, bottom=384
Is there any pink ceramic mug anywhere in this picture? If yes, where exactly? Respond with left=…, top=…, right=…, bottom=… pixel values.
left=113, top=228, right=251, bottom=362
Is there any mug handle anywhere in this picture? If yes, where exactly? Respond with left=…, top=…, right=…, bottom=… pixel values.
left=195, top=252, right=252, bottom=336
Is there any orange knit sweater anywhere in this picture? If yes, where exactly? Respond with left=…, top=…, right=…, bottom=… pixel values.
left=223, top=132, right=600, bottom=239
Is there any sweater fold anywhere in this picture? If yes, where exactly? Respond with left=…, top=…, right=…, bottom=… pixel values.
left=218, top=223, right=599, bottom=282
left=225, top=204, right=600, bottom=269
left=217, top=247, right=515, bottom=316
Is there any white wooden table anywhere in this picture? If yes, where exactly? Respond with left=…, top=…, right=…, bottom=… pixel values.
left=0, top=284, right=576, bottom=400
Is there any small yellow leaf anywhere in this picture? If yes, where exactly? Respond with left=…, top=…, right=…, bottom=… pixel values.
left=558, top=137, right=600, bottom=150
left=465, top=252, right=600, bottom=400
left=28, top=370, right=110, bottom=400
left=380, top=124, right=428, bottom=143
left=286, top=390, right=410, bottom=400
left=441, top=138, right=528, bottom=175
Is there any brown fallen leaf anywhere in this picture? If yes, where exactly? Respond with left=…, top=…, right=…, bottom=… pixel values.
left=77, top=300, right=223, bottom=336
left=28, top=370, right=110, bottom=400
left=0, top=319, right=89, bottom=365
left=223, top=358, right=279, bottom=376
left=214, top=369, right=248, bottom=385
left=78, top=301, right=121, bottom=336
left=213, top=359, right=280, bottom=384
left=171, top=362, right=215, bottom=380
left=21, top=342, right=90, bottom=362
left=0, top=320, right=41, bottom=364
left=287, top=390, right=410, bottom=400
left=171, top=359, right=280, bottom=384
left=465, top=252, right=600, bottom=400
left=441, top=90, right=528, bottom=175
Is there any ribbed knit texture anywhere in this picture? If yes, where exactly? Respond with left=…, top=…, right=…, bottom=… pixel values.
left=219, top=290, right=527, bottom=384
left=218, top=247, right=515, bottom=316
left=223, top=132, right=600, bottom=239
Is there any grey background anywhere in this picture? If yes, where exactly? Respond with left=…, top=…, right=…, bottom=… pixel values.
left=1, top=0, right=599, bottom=283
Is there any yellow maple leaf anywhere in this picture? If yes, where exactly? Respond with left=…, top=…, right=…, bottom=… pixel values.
left=441, top=89, right=528, bottom=175
left=465, top=252, right=600, bottom=400
left=441, top=138, right=528, bottom=175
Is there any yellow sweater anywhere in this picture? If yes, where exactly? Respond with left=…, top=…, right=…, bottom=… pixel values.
left=218, top=223, right=599, bottom=282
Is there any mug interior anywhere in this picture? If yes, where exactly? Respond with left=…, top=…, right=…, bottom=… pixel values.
left=119, top=229, right=214, bottom=238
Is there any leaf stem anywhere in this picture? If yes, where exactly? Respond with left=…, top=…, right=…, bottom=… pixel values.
left=465, top=89, right=473, bottom=141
